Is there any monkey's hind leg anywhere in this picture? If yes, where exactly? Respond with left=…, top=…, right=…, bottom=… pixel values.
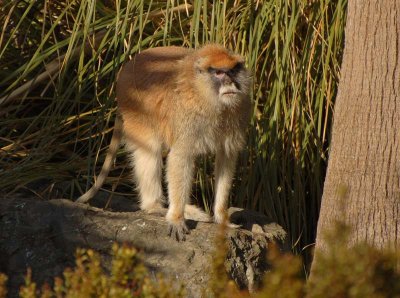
left=214, top=149, right=240, bottom=228
left=166, top=148, right=194, bottom=241
left=127, top=140, right=165, bottom=214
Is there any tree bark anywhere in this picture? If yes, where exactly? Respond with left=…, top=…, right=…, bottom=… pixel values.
left=313, top=0, right=400, bottom=257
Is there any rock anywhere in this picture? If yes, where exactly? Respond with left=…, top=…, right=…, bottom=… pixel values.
left=0, top=194, right=288, bottom=297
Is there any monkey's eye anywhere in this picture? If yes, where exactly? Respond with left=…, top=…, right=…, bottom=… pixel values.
left=228, top=63, right=243, bottom=76
left=207, top=67, right=215, bottom=73
left=234, top=62, right=244, bottom=70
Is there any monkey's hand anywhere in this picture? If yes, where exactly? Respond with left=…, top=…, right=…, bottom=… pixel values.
left=168, top=220, right=190, bottom=242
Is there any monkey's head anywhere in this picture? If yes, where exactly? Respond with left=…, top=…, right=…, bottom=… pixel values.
left=193, top=44, right=251, bottom=107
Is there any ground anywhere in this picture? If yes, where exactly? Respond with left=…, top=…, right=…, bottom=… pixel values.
left=0, top=192, right=287, bottom=297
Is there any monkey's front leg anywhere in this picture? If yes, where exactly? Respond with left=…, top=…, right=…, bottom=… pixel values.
left=166, top=148, right=194, bottom=241
left=214, top=149, right=238, bottom=225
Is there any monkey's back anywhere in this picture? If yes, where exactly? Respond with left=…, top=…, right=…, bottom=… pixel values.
left=117, top=46, right=191, bottom=107
left=116, top=47, right=193, bottom=146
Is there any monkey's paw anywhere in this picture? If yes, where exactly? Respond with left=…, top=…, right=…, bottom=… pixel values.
left=226, top=222, right=242, bottom=229
left=168, top=221, right=190, bottom=242
left=214, top=213, right=242, bottom=229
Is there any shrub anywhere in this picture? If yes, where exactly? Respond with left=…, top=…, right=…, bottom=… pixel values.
left=15, top=244, right=184, bottom=298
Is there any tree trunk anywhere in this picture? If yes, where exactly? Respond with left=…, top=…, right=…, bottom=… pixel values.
left=313, top=0, right=400, bottom=257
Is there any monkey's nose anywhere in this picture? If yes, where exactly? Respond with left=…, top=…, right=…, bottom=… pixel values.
left=215, top=70, right=225, bottom=79
left=221, top=75, right=232, bottom=85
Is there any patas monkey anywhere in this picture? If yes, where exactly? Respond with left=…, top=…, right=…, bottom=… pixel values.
left=77, top=44, right=251, bottom=241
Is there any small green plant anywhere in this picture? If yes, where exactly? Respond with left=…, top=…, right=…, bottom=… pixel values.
left=206, top=221, right=245, bottom=298
left=206, top=220, right=305, bottom=298
left=307, top=222, right=400, bottom=298
left=205, top=219, right=400, bottom=298
left=0, top=274, right=7, bottom=298
left=257, top=244, right=305, bottom=298
left=16, top=244, right=184, bottom=298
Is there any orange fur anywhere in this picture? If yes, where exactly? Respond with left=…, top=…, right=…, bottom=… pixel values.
left=195, top=45, right=243, bottom=69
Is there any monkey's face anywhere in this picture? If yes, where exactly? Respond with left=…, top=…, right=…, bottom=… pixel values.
left=207, top=63, right=249, bottom=105
left=195, top=62, right=250, bottom=108
left=193, top=46, right=250, bottom=108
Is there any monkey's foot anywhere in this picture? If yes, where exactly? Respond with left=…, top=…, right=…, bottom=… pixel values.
left=216, top=220, right=242, bottom=229
left=168, top=221, right=190, bottom=242
left=141, top=201, right=166, bottom=216
left=226, top=222, right=242, bottom=229
left=214, top=213, right=242, bottom=229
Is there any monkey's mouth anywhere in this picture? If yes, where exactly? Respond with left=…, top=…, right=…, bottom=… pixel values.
left=220, top=86, right=240, bottom=99
left=220, top=91, right=241, bottom=107
left=221, top=91, right=239, bottom=96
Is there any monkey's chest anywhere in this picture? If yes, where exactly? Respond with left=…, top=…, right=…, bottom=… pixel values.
left=187, top=120, right=240, bottom=155
left=191, top=129, right=220, bottom=154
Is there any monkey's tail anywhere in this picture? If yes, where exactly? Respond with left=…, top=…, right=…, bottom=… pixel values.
left=184, top=205, right=212, bottom=222
left=76, top=115, right=123, bottom=204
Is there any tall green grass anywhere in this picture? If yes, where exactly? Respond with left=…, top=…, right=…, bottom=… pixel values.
left=0, top=0, right=347, bottom=261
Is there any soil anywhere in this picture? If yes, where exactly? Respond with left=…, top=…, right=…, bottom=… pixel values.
left=0, top=192, right=287, bottom=297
